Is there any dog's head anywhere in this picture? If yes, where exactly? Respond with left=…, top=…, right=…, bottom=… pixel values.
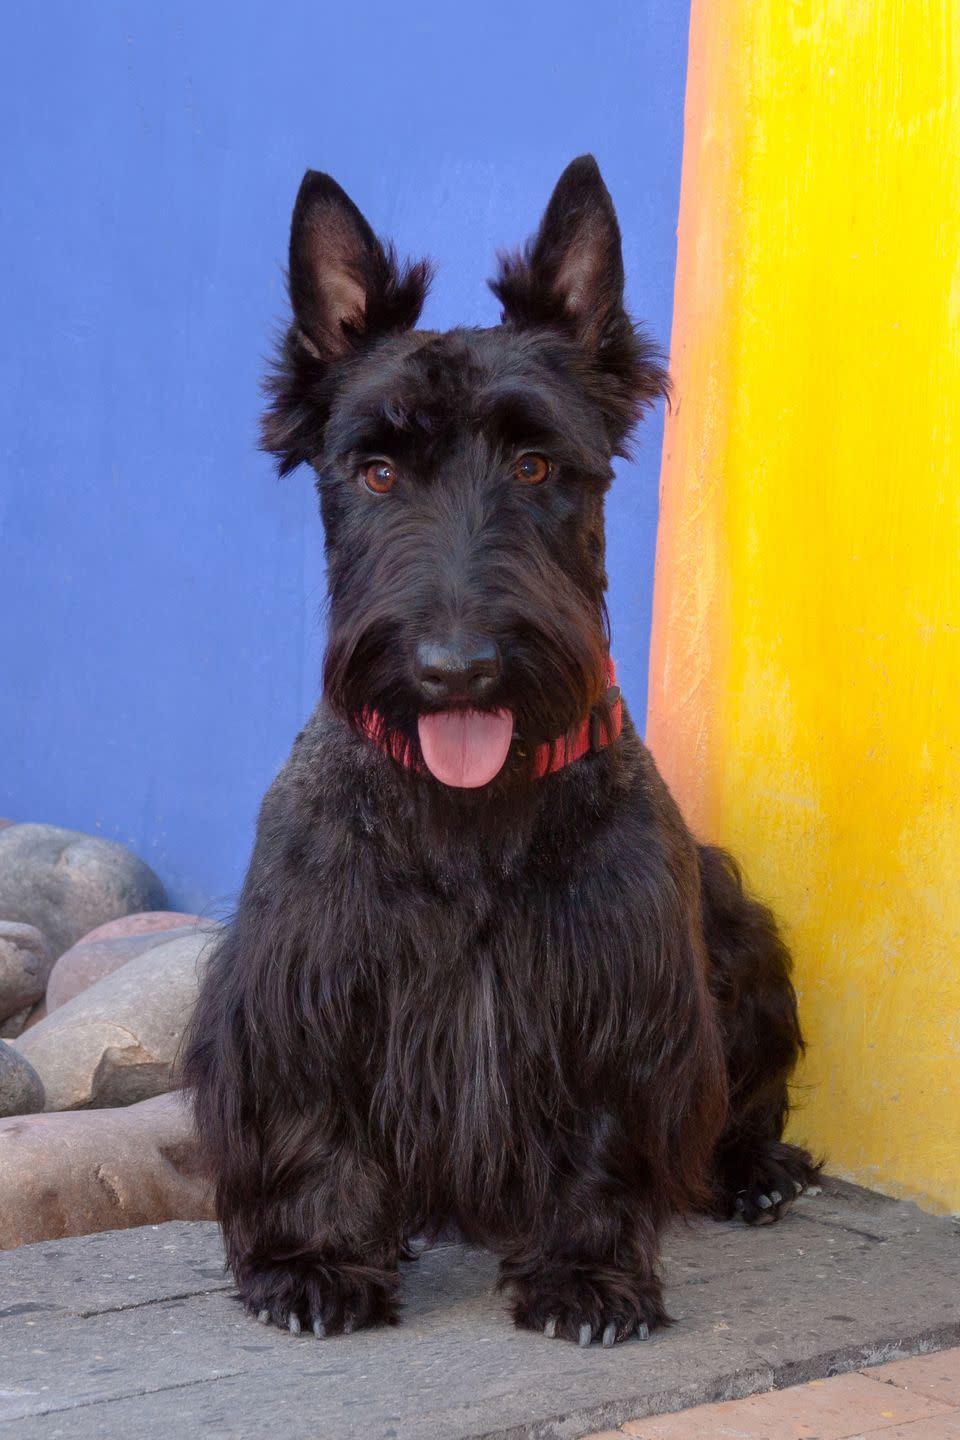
left=262, top=157, right=668, bottom=791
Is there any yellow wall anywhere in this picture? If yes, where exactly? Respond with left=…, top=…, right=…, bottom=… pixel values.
left=648, top=0, right=960, bottom=1212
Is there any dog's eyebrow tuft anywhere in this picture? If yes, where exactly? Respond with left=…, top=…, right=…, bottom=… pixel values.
left=323, top=389, right=442, bottom=460
left=475, top=380, right=608, bottom=472
left=475, top=382, right=560, bottom=434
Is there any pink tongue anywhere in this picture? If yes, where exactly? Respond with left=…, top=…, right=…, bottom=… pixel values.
left=417, top=709, right=514, bottom=788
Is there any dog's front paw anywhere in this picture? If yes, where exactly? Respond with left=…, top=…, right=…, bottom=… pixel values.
left=508, top=1263, right=668, bottom=1347
left=237, top=1257, right=400, bottom=1337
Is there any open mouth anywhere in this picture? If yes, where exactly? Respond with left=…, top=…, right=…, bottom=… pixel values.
left=416, top=708, right=514, bottom=788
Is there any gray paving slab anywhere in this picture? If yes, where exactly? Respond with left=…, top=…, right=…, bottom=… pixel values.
left=0, top=1222, right=228, bottom=1321
left=0, top=1180, right=957, bottom=1439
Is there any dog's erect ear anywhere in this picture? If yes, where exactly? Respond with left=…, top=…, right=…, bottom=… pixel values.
left=490, top=156, right=669, bottom=449
left=289, top=172, right=373, bottom=356
left=288, top=171, right=429, bottom=358
left=262, top=172, right=432, bottom=474
left=493, top=156, right=624, bottom=348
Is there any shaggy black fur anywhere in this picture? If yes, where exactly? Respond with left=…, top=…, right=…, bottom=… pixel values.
left=182, top=156, right=819, bottom=1347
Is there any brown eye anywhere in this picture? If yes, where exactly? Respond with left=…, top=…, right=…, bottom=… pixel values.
left=513, top=453, right=551, bottom=485
left=362, top=460, right=397, bottom=494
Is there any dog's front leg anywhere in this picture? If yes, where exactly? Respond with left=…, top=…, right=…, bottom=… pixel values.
left=184, top=911, right=404, bottom=1338
left=222, top=1133, right=404, bottom=1337
left=497, top=1124, right=669, bottom=1347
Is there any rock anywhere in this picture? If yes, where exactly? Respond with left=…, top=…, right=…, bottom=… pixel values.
left=1, top=997, right=47, bottom=1040
left=20, top=998, right=46, bottom=1031
left=47, top=922, right=205, bottom=1013
left=3, top=1000, right=49, bottom=1038
left=0, top=1091, right=213, bottom=1248
left=0, top=1006, right=33, bottom=1039
left=11, top=929, right=218, bottom=1110
left=78, top=911, right=206, bottom=945
left=0, top=920, right=53, bottom=1024
left=0, top=824, right=167, bottom=960
left=0, top=1040, right=45, bottom=1117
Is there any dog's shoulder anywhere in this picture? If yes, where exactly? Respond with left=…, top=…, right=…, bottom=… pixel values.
left=249, top=701, right=382, bottom=865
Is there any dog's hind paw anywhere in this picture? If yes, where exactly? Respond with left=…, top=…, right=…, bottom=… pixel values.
left=726, top=1139, right=822, bottom=1226
left=237, top=1256, right=400, bottom=1337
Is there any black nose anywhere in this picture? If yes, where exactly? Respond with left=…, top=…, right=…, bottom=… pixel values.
left=414, top=638, right=501, bottom=704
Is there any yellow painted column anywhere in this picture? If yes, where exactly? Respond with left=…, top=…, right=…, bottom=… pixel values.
left=648, top=0, right=960, bottom=1212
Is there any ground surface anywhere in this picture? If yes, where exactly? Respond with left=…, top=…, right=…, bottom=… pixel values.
left=583, top=1349, right=960, bottom=1438
left=1, top=1180, right=957, bottom=1440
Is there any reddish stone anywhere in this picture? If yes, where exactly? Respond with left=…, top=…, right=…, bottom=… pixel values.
left=77, top=911, right=206, bottom=945
left=619, top=1371, right=952, bottom=1439
left=0, top=1092, right=213, bottom=1248
left=46, top=922, right=205, bottom=1012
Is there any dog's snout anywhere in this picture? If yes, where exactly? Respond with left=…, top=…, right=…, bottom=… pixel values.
left=414, top=638, right=501, bottom=704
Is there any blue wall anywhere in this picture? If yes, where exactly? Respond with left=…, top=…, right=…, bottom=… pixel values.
left=0, top=1, right=690, bottom=912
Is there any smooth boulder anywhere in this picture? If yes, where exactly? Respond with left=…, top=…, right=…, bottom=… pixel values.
left=0, top=824, right=167, bottom=959
left=12, top=928, right=219, bottom=1111
left=0, top=1007, right=33, bottom=1039
left=79, top=911, right=207, bottom=944
left=47, top=917, right=205, bottom=1012
left=0, top=920, right=53, bottom=1029
left=19, top=999, right=46, bottom=1032
left=0, top=1040, right=45, bottom=1117
left=0, top=1091, right=213, bottom=1248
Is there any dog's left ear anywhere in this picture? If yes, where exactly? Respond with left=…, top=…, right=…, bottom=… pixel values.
left=491, top=156, right=669, bottom=450
left=262, top=171, right=433, bottom=475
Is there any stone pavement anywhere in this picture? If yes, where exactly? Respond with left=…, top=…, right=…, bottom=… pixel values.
left=583, top=1348, right=960, bottom=1438
left=0, top=1179, right=957, bottom=1440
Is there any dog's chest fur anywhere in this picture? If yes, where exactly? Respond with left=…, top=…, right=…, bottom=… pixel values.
left=258, top=702, right=691, bottom=1226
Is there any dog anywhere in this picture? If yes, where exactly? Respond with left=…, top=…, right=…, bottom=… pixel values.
left=183, top=156, right=819, bottom=1347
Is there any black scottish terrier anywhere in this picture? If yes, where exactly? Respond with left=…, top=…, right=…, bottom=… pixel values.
left=183, top=156, right=818, bottom=1347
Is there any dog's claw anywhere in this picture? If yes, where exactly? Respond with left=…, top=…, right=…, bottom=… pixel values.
left=343, top=1311, right=355, bottom=1335
left=734, top=1195, right=746, bottom=1212
left=544, top=1317, right=558, bottom=1339
left=312, top=1317, right=326, bottom=1338
left=769, top=1189, right=783, bottom=1205
left=637, top=1322, right=650, bottom=1341
left=794, top=1179, right=805, bottom=1195
left=756, top=1192, right=773, bottom=1210
left=288, top=1313, right=301, bottom=1335
left=578, top=1322, right=593, bottom=1347
left=257, top=1308, right=271, bottom=1325
left=602, top=1322, right=617, bottom=1348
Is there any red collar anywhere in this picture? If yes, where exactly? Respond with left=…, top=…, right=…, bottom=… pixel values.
left=360, top=658, right=623, bottom=780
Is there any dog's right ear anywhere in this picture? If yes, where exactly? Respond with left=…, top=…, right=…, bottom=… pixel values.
left=262, top=172, right=432, bottom=474
left=288, top=171, right=430, bottom=359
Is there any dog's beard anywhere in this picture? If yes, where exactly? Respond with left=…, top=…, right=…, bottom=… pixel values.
left=325, top=608, right=609, bottom=792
